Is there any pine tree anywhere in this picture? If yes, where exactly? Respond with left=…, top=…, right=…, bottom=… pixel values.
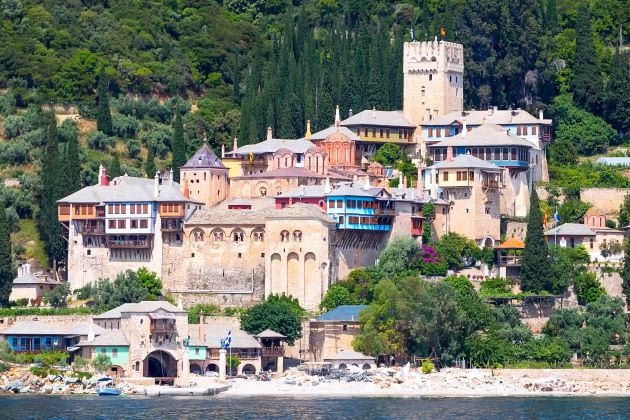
left=572, top=4, right=603, bottom=115
left=171, top=110, right=186, bottom=182
left=0, top=208, right=14, bottom=306
left=145, top=147, right=156, bottom=178
left=621, top=238, right=630, bottom=308
left=109, top=154, right=121, bottom=178
left=521, top=188, right=552, bottom=293
left=603, top=49, right=630, bottom=134
left=96, top=69, right=113, bottom=136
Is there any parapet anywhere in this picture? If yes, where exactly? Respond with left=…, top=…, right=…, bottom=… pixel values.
left=403, top=38, right=464, bottom=74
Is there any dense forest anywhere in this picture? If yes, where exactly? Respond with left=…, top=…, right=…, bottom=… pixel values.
left=0, top=0, right=628, bottom=268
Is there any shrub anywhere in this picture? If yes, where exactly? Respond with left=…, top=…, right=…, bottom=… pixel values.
left=0, top=91, right=16, bottom=115
left=87, top=131, right=115, bottom=150
left=112, top=114, right=139, bottom=139
left=92, top=354, right=112, bottom=373
left=187, top=303, right=221, bottom=324
left=480, top=278, right=513, bottom=298
left=421, top=360, right=435, bottom=374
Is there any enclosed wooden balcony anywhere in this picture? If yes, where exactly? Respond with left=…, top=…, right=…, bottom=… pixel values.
left=107, top=239, right=151, bottom=248
left=261, top=347, right=285, bottom=357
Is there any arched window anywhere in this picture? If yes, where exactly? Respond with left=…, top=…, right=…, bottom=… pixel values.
left=232, top=229, right=244, bottom=242
left=252, top=229, right=264, bottom=242
left=293, top=230, right=302, bottom=242
left=280, top=230, right=290, bottom=242
left=210, top=229, right=225, bottom=242
left=191, top=228, right=204, bottom=242
left=260, top=187, right=267, bottom=197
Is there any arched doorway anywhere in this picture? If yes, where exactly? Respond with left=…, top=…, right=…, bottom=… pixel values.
left=206, top=363, right=219, bottom=373
left=190, top=363, right=202, bottom=375
left=242, top=364, right=256, bottom=375
left=143, top=350, right=177, bottom=379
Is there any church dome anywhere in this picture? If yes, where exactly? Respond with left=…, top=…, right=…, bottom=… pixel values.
left=324, top=130, right=352, bottom=143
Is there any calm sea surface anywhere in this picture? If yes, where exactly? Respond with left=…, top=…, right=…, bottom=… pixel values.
left=0, top=395, right=629, bottom=419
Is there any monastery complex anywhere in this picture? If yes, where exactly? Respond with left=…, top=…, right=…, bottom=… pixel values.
left=57, top=39, right=554, bottom=311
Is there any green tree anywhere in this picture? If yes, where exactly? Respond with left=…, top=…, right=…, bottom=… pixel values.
left=319, top=284, right=354, bottom=312
left=622, top=238, right=630, bottom=307
left=0, top=209, right=14, bottom=306
left=109, top=155, right=121, bottom=179
left=226, top=354, right=240, bottom=376
left=376, top=236, right=420, bottom=279
left=435, top=232, right=478, bottom=270
left=144, top=146, right=156, bottom=178
left=572, top=4, right=603, bottom=115
left=45, top=283, right=71, bottom=308
left=574, top=271, right=606, bottom=305
left=61, top=121, right=81, bottom=195
left=136, top=267, right=163, bottom=300
left=618, top=194, right=630, bottom=228
left=521, top=188, right=552, bottom=293
left=96, top=69, right=113, bottom=136
left=187, top=303, right=221, bottom=324
left=548, top=136, right=577, bottom=165
left=240, top=294, right=304, bottom=345
left=558, top=199, right=591, bottom=223
left=92, top=354, right=112, bottom=373
left=171, top=110, right=186, bottom=183
left=603, top=49, right=629, bottom=134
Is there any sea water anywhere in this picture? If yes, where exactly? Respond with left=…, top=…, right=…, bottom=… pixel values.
left=0, top=395, right=629, bottom=419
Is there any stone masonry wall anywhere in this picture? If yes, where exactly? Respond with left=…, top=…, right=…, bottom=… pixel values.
left=581, top=188, right=629, bottom=215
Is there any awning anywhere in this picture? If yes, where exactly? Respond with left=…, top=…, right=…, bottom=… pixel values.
left=148, top=312, right=177, bottom=320
left=67, top=346, right=81, bottom=352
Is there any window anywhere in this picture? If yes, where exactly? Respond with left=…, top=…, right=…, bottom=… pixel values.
left=108, top=220, right=116, bottom=229
left=260, top=187, right=267, bottom=197
left=233, top=230, right=244, bottom=242
left=329, top=200, right=336, bottom=209
left=193, top=229, right=204, bottom=242
left=379, top=128, right=384, bottom=138
left=511, top=148, right=517, bottom=161
left=140, top=220, right=148, bottom=229
left=372, top=128, right=376, bottom=137
left=349, top=216, right=360, bottom=224
left=443, top=171, right=449, bottom=181
left=428, top=127, right=433, bottom=137
left=281, top=230, right=290, bottom=242
left=336, top=200, right=343, bottom=208
left=117, top=220, right=126, bottom=229
left=143, top=204, right=148, bottom=214
left=131, top=220, right=138, bottom=229
left=590, top=238, right=594, bottom=249
left=120, top=205, right=126, bottom=214
left=195, top=348, right=200, bottom=355
left=429, top=74, right=433, bottom=81
left=252, top=230, right=264, bottom=242
left=112, top=348, right=118, bottom=358
left=293, top=231, right=302, bottom=242
left=130, top=205, right=136, bottom=214
left=363, top=128, right=368, bottom=137
left=469, top=171, right=474, bottom=181
left=386, top=129, right=390, bottom=139
left=532, top=125, right=537, bottom=135
left=348, top=200, right=356, bottom=209
left=101, top=348, right=107, bottom=354
left=485, top=207, right=490, bottom=215
left=436, top=127, right=441, bottom=137
left=108, top=204, right=113, bottom=214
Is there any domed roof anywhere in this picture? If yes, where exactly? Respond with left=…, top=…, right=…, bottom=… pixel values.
left=324, top=130, right=352, bottom=143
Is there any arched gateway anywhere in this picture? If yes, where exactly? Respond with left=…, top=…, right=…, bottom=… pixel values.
left=143, top=350, right=178, bottom=379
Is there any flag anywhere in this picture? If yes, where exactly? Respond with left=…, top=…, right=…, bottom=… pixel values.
left=543, top=207, right=549, bottom=228
left=249, top=152, right=254, bottom=162
left=554, top=207, right=560, bottom=223
left=221, top=330, right=232, bottom=349
left=440, top=26, right=446, bottom=37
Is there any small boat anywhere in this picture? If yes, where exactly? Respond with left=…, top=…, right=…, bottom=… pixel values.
left=97, top=386, right=122, bottom=396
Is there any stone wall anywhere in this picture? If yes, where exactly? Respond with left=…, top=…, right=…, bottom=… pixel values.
left=581, top=188, right=629, bottom=215
left=503, top=220, right=527, bottom=241
left=0, top=314, right=92, bottom=329
left=332, top=231, right=387, bottom=281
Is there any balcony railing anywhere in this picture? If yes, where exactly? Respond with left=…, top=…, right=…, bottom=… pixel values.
left=161, top=221, right=183, bottom=232
left=151, top=326, right=177, bottom=334
left=261, top=347, right=285, bottom=357
left=482, top=180, right=500, bottom=189
left=375, top=208, right=396, bottom=216
left=499, top=255, right=523, bottom=266
left=107, top=239, right=151, bottom=248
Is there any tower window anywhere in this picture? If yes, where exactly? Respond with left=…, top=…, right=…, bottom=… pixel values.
left=429, top=74, right=433, bottom=81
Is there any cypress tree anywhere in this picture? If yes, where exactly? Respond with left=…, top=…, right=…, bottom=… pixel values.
left=621, top=238, right=630, bottom=307
left=0, top=208, right=14, bottom=306
left=171, top=110, right=186, bottom=182
left=572, top=4, right=603, bottom=115
left=618, top=194, right=630, bottom=229
left=109, top=154, right=121, bottom=178
left=145, top=146, right=156, bottom=178
left=96, top=69, right=113, bottom=136
left=603, top=49, right=629, bottom=134
left=521, top=188, right=552, bottom=293
left=61, top=124, right=81, bottom=195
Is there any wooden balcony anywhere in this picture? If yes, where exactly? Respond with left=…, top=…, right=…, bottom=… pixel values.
left=161, top=220, right=183, bottom=232
left=261, top=347, right=285, bottom=357
left=80, top=226, right=106, bottom=235
left=499, top=255, right=523, bottom=266
left=107, top=239, right=151, bottom=248
left=482, top=180, right=500, bottom=189
left=375, top=208, right=396, bottom=216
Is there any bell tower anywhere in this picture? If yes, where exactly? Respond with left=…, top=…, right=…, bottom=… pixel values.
left=403, top=37, right=464, bottom=127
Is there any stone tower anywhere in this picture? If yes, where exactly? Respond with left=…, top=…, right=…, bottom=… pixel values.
left=180, top=143, right=228, bottom=207
left=403, top=38, right=464, bottom=127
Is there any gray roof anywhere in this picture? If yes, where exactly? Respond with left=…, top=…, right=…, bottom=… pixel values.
left=544, top=223, right=595, bottom=237
left=182, top=144, right=226, bottom=169
left=430, top=124, right=535, bottom=148
left=324, top=349, right=375, bottom=362
left=187, top=207, right=273, bottom=226
left=0, top=321, right=105, bottom=336
left=268, top=203, right=335, bottom=224
left=316, top=305, right=368, bottom=322
left=425, top=109, right=552, bottom=126
left=190, top=323, right=261, bottom=349
left=309, top=126, right=361, bottom=142
left=341, top=109, right=416, bottom=128
left=233, top=167, right=326, bottom=179
left=429, top=154, right=503, bottom=171
left=93, top=301, right=186, bottom=320
left=236, top=138, right=316, bottom=155
left=277, top=185, right=327, bottom=199
left=327, top=185, right=388, bottom=198
left=595, top=157, right=630, bottom=166
left=58, top=175, right=191, bottom=204
left=78, top=330, right=129, bottom=347
left=254, top=329, right=286, bottom=339
left=12, top=274, right=60, bottom=286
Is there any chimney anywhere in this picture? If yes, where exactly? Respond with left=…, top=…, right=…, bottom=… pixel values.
left=221, top=143, right=225, bottom=158
left=87, top=321, right=95, bottom=343
left=183, top=179, right=189, bottom=198
left=462, top=120, right=467, bottom=137
left=493, top=106, right=498, bottom=114
left=539, top=110, right=544, bottom=121
left=363, top=176, right=370, bottom=191
left=446, top=146, right=454, bottom=162
left=398, top=173, right=403, bottom=187
left=417, top=163, right=425, bottom=198
left=305, top=120, right=312, bottom=139
left=335, top=105, right=341, bottom=127
left=324, top=177, right=331, bottom=194
left=233, top=137, right=238, bottom=154
left=348, top=108, right=353, bottom=118
left=98, top=165, right=109, bottom=186
left=154, top=172, right=160, bottom=198
left=372, top=106, right=376, bottom=119
left=267, top=127, right=272, bottom=141
left=169, top=168, right=174, bottom=186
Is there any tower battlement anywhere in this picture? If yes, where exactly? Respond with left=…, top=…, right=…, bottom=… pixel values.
left=403, top=39, right=464, bottom=74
